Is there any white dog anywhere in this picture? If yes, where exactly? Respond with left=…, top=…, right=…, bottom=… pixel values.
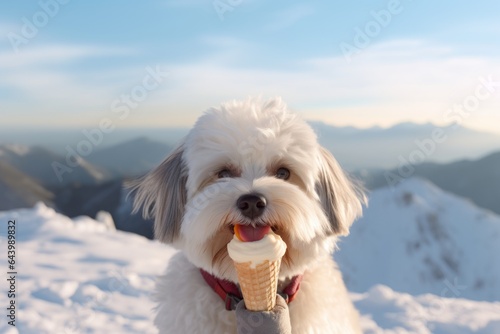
left=132, top=97, right=366, bottom=333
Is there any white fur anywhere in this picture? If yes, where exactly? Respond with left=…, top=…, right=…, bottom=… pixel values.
left=133, top=97, right=366, bottom=334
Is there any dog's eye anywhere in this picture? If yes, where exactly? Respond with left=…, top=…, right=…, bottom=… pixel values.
left=217, top=169, right=232, bottom=178
left=275, top=167, right=290, bottom=180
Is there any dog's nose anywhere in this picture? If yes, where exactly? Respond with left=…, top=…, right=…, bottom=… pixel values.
left=236, top=193, right=267, bottom=219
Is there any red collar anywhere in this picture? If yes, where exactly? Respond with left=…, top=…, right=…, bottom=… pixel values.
left=200, top=269, right=303, bottom=311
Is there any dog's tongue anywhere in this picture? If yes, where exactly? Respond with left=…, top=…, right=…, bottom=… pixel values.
left=234, top=224, right=271, bottom=242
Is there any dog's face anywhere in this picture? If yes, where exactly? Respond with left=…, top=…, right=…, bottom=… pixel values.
left=133, top=98, right=364, bottom=282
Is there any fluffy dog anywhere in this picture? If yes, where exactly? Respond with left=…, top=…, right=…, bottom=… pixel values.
left=132, top=97, right=366, bottom=333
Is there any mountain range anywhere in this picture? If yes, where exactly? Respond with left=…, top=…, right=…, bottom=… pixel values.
left=0, top=138, right=172, bottom=187
left=0, top=144, right=107, bottom=187
left=2, top=121, right=499, bottom=171
left=1, top=121, right=499, bottom=242
left=310, top=121, right=500, bottom=169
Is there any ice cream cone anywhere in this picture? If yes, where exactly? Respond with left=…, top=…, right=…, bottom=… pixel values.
left=227, top=228, right=286, bottom=311
left=234, top=258, right=281, bottom=311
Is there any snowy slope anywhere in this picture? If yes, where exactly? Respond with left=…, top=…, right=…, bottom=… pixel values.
left=1, top=203, right=499, bottom=333
left=336, top=177, right=500, bottom=301
left=354, top=285, right=500, bottom=334
left=0, top=204, right=175, bottom=334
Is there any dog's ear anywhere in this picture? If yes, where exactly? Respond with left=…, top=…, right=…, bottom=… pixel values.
left=128, top=145, right=187, bottom=243
left=315, top=147, right=366, bottom=236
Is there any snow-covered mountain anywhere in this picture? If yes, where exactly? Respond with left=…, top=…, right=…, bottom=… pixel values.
left=336, top=178, right=500, bottom=301
left=1, top=203, right=499, bottom=333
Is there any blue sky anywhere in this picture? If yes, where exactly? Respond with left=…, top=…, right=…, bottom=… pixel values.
left=1, top=0, right=499, bottom=133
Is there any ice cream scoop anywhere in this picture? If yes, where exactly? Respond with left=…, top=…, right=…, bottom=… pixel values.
left=228, top=229, right=286, bottom=268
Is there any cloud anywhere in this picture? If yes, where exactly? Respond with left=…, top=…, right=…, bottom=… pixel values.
left=1, top=39, right=499, bottom=135
left=136, top=39, right=500, bottom=133
left=196, top=35, right=260, bottom=65
left=0, top=44, right=133, bottom=69
left=0, top=44, right=139, bottom=120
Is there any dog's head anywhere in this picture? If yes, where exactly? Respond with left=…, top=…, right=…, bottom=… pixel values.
left=131, top=98, right=365, bottom=281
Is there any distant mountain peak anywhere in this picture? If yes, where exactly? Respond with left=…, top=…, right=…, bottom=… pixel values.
left=390, top=121, right=433, bottom=128
left=86, top=137, right=173, bottom=177
left=0, top=143, right=31, bottom=156
left=0, top=143, right=109, bottom=187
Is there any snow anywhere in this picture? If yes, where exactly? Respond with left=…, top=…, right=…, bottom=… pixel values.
left=1, top=183, right=500, bottom=333
left=0, top=203, right=175, bottom=334
left=336, top=177, right=500, bottom=301
left=354, top=285, right=500, bottom=334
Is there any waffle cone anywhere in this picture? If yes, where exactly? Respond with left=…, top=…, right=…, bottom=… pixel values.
left=234, top=258, right=281, bottom=311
